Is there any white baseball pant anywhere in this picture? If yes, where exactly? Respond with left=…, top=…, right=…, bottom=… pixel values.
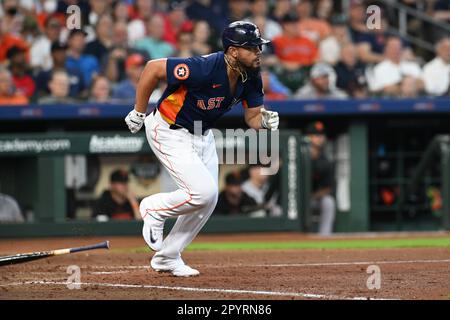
left=141, top=109, right=219, bottom=264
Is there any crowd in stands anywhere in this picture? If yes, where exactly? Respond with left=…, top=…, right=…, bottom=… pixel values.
left=0, top=0, right=449, bottom=106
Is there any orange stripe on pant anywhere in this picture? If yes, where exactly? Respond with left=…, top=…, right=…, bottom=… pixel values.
left=141, top=123, right=193, bottom=219
left=158, top=85, right=188, bottom=124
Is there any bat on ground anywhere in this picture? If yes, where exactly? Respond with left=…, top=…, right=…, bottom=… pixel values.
left=0, top=241, right=110, bottom=266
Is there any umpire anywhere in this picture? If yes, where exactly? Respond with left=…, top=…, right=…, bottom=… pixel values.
left=305, top=121, right=336, bottom=236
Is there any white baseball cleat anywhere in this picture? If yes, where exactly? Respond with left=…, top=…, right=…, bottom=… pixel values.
left=171, top=264, right=200, bottom=277
left=151, top=259, right=200, bottom=277
left=142, top=215, right=164, bottom=251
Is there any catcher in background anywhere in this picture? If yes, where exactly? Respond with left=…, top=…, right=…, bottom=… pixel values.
left=125, top=21, right=279, bottom=277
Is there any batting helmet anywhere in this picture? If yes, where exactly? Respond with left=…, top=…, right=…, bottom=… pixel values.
left=222, top=21, right=270, bottom=52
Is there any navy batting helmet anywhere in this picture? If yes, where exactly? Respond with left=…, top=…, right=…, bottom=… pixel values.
left=222, top=21, right=270, bottom=52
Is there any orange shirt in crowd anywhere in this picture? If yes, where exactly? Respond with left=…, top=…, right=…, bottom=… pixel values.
left=272, top=35, right=318, bottom=66
left=0, top=93, right=29, bottom=106
left=0, top=34, right=29, bottom=63
left=298, top=19, right=332, bottom=43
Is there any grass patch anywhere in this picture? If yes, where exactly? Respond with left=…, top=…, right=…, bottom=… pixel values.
left=111, top=237, right=450, bottom=253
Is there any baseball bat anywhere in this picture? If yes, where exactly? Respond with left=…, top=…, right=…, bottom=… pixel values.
left=0, top=241, right=110, bottom=266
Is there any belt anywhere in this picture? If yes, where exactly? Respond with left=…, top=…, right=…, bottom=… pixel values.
left=153, top=108, right=207, bottom=136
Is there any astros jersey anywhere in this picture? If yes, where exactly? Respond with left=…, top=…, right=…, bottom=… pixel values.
left=156, top=51, right=264, bottom=133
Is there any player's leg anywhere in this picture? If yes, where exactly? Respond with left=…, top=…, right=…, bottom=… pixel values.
left=151, top=130, right=219, bottom=273
left=318, top=195, right=336, bottom=236
left=141, top=113, right=218, bottom=251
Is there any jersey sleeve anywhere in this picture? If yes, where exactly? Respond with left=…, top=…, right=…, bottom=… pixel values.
left=242, top=74, right=264, bottom=108
left=166, top=56, right=207, bottom=87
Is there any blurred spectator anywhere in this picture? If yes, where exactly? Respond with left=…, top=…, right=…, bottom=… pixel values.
left=7, top=46, right=36, bottom=99
left=295, top=62, right=348, bottom=99
left=305, top=121, right=336, bottom=236
left=0, top=192, right=24, bottom=223
left=269, top=0, right=291, bottom=23
left=368, top=37, right=423, bottom=97
left=245, top=0, right=282, bottom=41
left=191, top=20, right=212, bottom=56
left=112, top=0, right=130, bottom=24
left=133, top=15, right=175, bottom=60
left=228, top=0, right=250, bottom=22
left=38, top=70, right=78, bottom=104
left=84, top=14, right=114, bottom=64
left=1, top=0, right=25, bottom=36
left=261, top=69, right=290, bottom=100
left=433, top=0, right=450, bottom=24
left=163, top=0, right=194, bottom=47
left=30, top=14, right=62, bottom=71
left=296, top=0, right=332, bottom=43
left=348, top=0, right=385, bottom=64
left=316, top=0, right=334, bottom=21
left=66, top=29, right=100, bottom=88
left=428, top=1, right=450, bottom=43
left=271, top=12, right=318, bottom=92
left=215, top=172, right=258, bottom=215
left=104, top=21, right=130, bottom=83
left=186, top=0, right=229, bottom=36
left=0, top=16, right=29, bottom=63
left=20, top=16, right=40, bottom=48
left=348, top=0, right=368, bottom=40
left=127, top=0, right=155, bottom=43
left=272, top=12, right=318, bottom=69
left=319, top=17, right=352, bottom=66
left=0, top=66, right=28, bottom=105
left=88, top=75, right=111, bottom=103
left=111, top=53, right=145, bottom=102
left=87, top=0, right=109, bottom=26
left=93, top=169, right=141, bottom=221
left=35, top=41, right=85, bottom=99
left=423, top=37, right=450, bottom=97
left=241, top=164, right=279, bottom=217
left=103, top=21, right=149, bottom=83
left=334, top=43, right=368, bottom=98
left=175, top=30, right=194, bottom=58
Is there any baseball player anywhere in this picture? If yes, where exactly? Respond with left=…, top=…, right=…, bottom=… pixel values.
left=125, top=21, right=279, bottom=277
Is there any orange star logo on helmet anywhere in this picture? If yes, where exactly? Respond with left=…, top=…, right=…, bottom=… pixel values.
left=174, top=64, right=190, bottom=80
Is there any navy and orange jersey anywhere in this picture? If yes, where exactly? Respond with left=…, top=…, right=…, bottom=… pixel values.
left=156, top=51, right=264, bottom=133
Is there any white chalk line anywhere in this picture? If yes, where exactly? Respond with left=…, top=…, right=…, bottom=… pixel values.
left=75, top=258, right=450, bottom=270
left=0, top=280, right=393, bottom=300
left=251, top=259, right=450, bottom=268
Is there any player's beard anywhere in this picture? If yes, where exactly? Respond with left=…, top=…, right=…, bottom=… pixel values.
left=237, top=59, right=261, bottom=79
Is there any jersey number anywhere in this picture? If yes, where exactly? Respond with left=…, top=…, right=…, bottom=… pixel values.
left=197, top=97, right=225, bottom=110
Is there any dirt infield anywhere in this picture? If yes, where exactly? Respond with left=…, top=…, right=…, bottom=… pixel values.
left=0, top=233, right=449, bottom=300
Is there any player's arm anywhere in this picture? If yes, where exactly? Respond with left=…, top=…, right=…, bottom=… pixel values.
left=125, top=59, right=167, bottom=133
left=134, top=59, right=167, bottom=113
left=244, top=106, right=264, bottom=129
left=244, top=105, right=279, bottom=131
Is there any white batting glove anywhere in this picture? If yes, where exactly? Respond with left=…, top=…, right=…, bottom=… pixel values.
left=125, top=109, right=146, bottom=133
left=261, top=107, right=279, bottom=131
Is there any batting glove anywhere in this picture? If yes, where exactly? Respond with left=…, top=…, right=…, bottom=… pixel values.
left=261, top=107, right=279, bottom=131
left=125, top=109, right=146, bottom=134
